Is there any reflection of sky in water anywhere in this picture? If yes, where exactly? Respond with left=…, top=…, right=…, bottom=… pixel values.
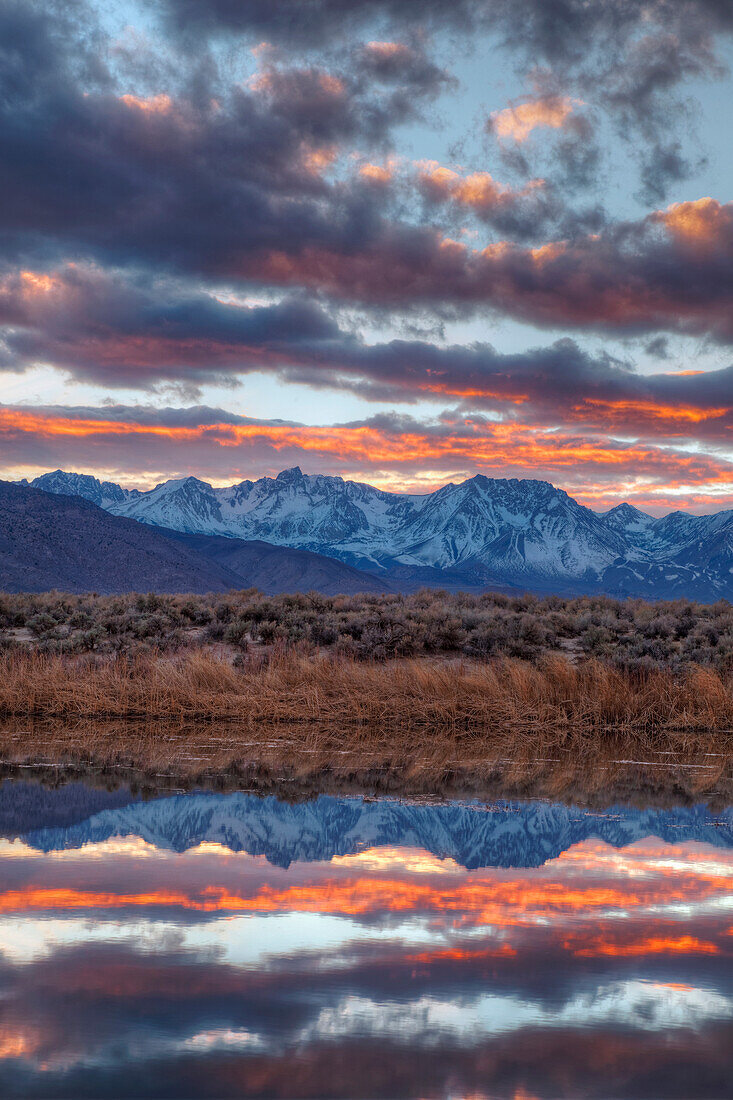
left=0, top=788, right=732, bottom=1098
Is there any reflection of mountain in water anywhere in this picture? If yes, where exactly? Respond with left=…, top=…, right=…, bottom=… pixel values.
left=17, top=790, right=733, bottom=870
left=0, top=780, right=137, bottom=836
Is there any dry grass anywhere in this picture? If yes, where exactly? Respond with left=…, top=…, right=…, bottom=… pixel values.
left=1, top=648, right=733, bottom=734
left=1, top=649, right=731, bottom=805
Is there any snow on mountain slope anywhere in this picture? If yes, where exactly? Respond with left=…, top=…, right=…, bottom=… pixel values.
left=395, top=475, right=627, bottom=578
left=600, top=503, right=657, bottom=541
left=213, top=467, right=420, bottom=560
left=30, top=468, right=627, bottom=578
left=29, top=468, right=733, bottom=597
left=110, top=476, right=234, bottom=535
left=30, top=469, right=138, bottom=509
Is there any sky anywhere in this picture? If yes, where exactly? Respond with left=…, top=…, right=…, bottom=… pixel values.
left=1, top=0, right=733, bottom=512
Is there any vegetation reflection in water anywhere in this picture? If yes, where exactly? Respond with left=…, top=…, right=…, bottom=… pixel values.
left=0, top=783, right=731, bottom=1098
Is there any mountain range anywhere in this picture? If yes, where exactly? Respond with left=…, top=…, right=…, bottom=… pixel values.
left=21, top=467, right=733, bottom=600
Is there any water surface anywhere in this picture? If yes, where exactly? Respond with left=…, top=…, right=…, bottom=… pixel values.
left=0, top=780, right=732, bottom=1098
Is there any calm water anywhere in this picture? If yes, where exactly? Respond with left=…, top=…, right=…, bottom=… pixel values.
left=0, top=781, right=732, bottom=1098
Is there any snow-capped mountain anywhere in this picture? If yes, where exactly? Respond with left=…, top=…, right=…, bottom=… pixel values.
left=29, top=468, right=733, bottom=598
left=30, top=469, right=140, bottom=510
left=600, top=503, right=658, bottom=541
left=20, top=790, right=733, bottom=870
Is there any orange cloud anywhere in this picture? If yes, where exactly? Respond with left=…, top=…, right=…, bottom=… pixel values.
left=18, top=270, right=58, bottom=296
left=568, top=935, right=721, bottom=958
left=491, top=95, right=578, bottom=142
left=301, top=144, right=338, bottom=176
left=0, top=1026, right=44, bottom=1061
left=359, top=161, right=395, bottom=184
left=3, top=405, right=733, bottom=510
left=364, top=41, right=411, bottom=62
left=659, top=198, right=728, bottom=250
left=574, top=398, right=731, bottom=427
left=4, top=839, right=731, bottom=927
left=241, top=200, right=733, bottom=342
left=118, top=93, right=173, bottom=115
left=418, top=162, right=544, bottom=212
left=0, top=879, right=668, bottom=921
left=252, top=69, right=345, bottom=98
left=404, top=945, right=517, bottom=963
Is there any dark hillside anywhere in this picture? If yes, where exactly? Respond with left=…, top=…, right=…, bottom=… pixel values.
left=0, top=481, right=242, bottom=593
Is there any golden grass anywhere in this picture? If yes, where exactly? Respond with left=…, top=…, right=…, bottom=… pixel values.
left=1, top=648, right=731, bottom=805
left=1, top=648, right=733, bottom=733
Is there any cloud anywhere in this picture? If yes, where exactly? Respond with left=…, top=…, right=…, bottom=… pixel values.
left=239, top=200, right=733, bottom=341
left=1, top=0, right=731, bottom=514
left=356, top=40, right=454, bottom=95
left=3, top=828, right=731, bottom=1098
left=0, top=1, right=444, bottom=280
left=490, top=95, right=579, bottom=143
left=3, top=402, right=733, bottom=509
left=159, top=1, right=733, bottom=52
left=415, top=162, right=551, bottom=235
left=161, top=0, right=733, bottom=146
left=1, top=1, right=731, bottom=348
left=0, top=265, right=349, bottom=388
left=2, top=263, right=733, bottom=455
left=644, top=336, right=671, bottom=360
left=159, top=0, right=732, bottom=202
left=246, top=55, right=444, bottom=148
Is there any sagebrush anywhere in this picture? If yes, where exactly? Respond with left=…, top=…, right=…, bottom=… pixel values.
left=2, top=588, right=733, bottom=672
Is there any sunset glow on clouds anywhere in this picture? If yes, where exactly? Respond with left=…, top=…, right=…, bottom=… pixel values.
left=490, top=95, right=578, bottom=142
left=3, top=403, right=733, bottom=509
left=1, top=0, right=732, bottom=510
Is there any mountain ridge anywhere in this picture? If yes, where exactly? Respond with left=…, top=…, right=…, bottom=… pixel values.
left=27, top=468, right=733, bottom=600
left=0, top=481, right=244, bottom=594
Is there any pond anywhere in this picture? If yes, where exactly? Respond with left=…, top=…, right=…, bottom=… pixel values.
left=0, top=779, right=731, bottom=1098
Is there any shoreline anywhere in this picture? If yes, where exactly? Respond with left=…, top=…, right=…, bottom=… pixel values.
left=1, top=744, right=731, bottom=810
left=2, top=649, right=731, bottom=806
left=2, top=729, right=732, bottom=815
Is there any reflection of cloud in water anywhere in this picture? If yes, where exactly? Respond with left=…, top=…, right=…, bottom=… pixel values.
left=300, top=983, right=733, bottom=1047
left=0, top=911, right=439, bottom=967
left=0, top=785, right=731, bottom=1097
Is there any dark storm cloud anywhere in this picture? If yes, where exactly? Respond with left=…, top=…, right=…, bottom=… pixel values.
left=637, top=140, right=703, bottom=205
left=354, top=40, right=454, bottom=94
left=1, top=0, right=731, bottom=344
left=0, top=0, right=440, bottom=275
left=3, top=264, right=732, bottom=448
left=249, top=54, right=450, bottom=148
left=162, top=0, right=733, bottom=118
left=644, top=336, right=671, bottom=359
left=0, top=265, right=350, bottom=387
left=239, top=200, right=733, bottom=341
left=159, top=1, right=733, bottom=49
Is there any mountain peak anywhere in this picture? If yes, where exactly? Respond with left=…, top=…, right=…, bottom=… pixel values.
left=154, top=476, right=212, bottom=492
left=275, top=466, right=304, bottom=483
left=605, top=503, right=649, bottom=519
left=601, top=502, right=655, bottom=531
left=31, top=469, right=129, bottom=507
